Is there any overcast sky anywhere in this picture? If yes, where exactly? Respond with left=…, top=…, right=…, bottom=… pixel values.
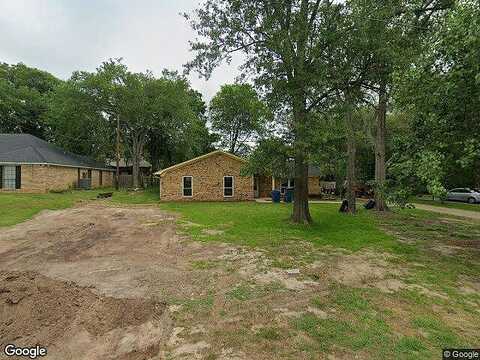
left=0, top=0, right=241, bottom=101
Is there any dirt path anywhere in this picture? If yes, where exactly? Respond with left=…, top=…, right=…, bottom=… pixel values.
left=413, top=203, right=480, bottom=220
left=0, top=203, right=335, bottom=359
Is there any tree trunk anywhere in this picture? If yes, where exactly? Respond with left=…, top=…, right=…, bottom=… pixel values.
left=291, top=96, right=312, bottom=224
left=292, top=151, right=312, bottom=223
left=375, top=79, right=387, bottom=211
left=345, top=106, right=357, bottom=214
left=132, top=135, right=144, bottom=188
left=115, top=116, right=120, bottom=191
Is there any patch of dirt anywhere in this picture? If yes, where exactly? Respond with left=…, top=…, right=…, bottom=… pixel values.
left=433, top=244, right=467, bottom=256
left=202, top=229, right=225, bottom=236
left=254, top=270, right=319, bottom=291
left=326, top=251, right=403, bottom=288
left=0, top=271, right=169, bottom=360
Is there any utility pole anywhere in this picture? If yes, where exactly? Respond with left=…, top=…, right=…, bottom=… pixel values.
left=115, top=116, right=120, bottom=190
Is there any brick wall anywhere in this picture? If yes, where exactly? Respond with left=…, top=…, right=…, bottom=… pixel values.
left=0, top=164, right=114, bottom=193
left=160, top=152, right=253, bottom=201
left=257, top=175, right=273, bottom=198
left=308, top=176, right=321, bottom=195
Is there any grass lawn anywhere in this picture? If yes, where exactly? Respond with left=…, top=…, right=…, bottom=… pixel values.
left=1, top=190, right=479, bottom=359
left=413, top=196, right=480, bottom=212
left=0, top=187, right=160, bottom=227
left=162, top=201, right=480, bottom=358
left=162, top=201, right=396, bottom=251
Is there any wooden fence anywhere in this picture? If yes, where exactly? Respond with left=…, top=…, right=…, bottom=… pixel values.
left=116, top=174, right=155, bottom=189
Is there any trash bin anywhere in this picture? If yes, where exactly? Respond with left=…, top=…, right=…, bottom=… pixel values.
left=285, top=188, right=294, bottom=203
left=271, top=190, right=281, bottom=203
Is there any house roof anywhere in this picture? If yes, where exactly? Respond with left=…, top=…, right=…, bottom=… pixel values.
left=0, top=133, right=114, bottom=170
left=308, top=165, right=321, bottom=177
left=108, top=158, right=152, bottom=168
left=154, top=150, right=246, bottom=176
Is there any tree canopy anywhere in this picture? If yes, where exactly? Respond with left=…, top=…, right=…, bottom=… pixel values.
left=0, top=62, right=60, bottom=138
left=210, top=84, right=270, bottom=155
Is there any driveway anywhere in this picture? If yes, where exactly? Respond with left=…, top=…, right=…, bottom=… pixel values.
left=413, top=203, right=480, bottom=220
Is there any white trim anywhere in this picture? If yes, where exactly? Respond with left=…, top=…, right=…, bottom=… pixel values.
left=223, top=175, right=234, bottom=198
left=182, top=176, right=193, bottom=197
left=0, top=161, right=114, bottom=172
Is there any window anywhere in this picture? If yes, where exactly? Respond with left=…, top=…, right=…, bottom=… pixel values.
left=280, top=179, right=294, bottom=194
left=224, top=176, right=234, bottom=197
left=0, top=165, right=21, bottom=190
left=182, top=176, right=192, bottom=197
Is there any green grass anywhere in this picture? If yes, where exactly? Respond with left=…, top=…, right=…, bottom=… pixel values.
left=0, top=187, right=160, bottom=227
left=413, top=196, right=480, bottom=212
left=255, top=327, right=283, bottom=341
left=162, top=202, right=395, bottom=251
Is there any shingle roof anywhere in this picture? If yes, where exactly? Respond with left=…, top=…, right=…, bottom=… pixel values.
left=0, top=133, right=113, bottom=170
left=308, top=165, right=321, bottom=177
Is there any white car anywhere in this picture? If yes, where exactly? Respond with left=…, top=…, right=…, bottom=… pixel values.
left=446, top=188, right=480, bottom=204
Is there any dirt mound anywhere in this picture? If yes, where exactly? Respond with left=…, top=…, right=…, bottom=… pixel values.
left=0, top=271, right=168, bottom=359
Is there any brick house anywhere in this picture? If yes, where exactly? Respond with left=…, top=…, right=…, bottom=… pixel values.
left=155, top=150, right=254, bottom=201
left=254, top=166, right=323, bottom=198
left=155, top=149, right=327, bottom=202
left=0, top=134, right=114, bottom=193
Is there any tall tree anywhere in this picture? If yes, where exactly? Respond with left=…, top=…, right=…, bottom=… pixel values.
left=393, top=0, right=480, bottom=191
left=210, top=84, right=270, bottom=155
left=46, top=60, right=212, bottom=187
left=146, top=79, right=216, bottom=171
left=348, top=0, right=453, bottom=210
left=45, top=78, right=113, bottom=160
left=185, top=0, right=346, bottom=223
left=0, top=62, right=60, bottom=138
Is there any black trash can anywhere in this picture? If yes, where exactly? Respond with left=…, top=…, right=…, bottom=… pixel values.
left=285, top=188, right=294, bottom=203
left=271, top=190, right=281, bottom=203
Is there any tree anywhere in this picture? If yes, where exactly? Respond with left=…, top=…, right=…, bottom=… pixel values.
left=146, top=79, right=216, bottom=171
left=393, top=0, right=480, bottom=191
left=243, top=137, right=292, bottom=179
left=45, top=60, right=213, bottom=187
left=115, top=70, right=201, bottom=188
left=209, top=84, right=270, bottom=155
left=45, top=75, right=114, bottom=161
left=185, top=0, right=347, bottom=223
left=347, top=0, right=454, bottom=210
left=0, top=63, right=60, bottom=138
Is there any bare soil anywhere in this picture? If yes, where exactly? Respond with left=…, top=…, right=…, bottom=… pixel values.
left=2, top=204, right=325, bottom=359
left=1, top=203, right=477, bottom=359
